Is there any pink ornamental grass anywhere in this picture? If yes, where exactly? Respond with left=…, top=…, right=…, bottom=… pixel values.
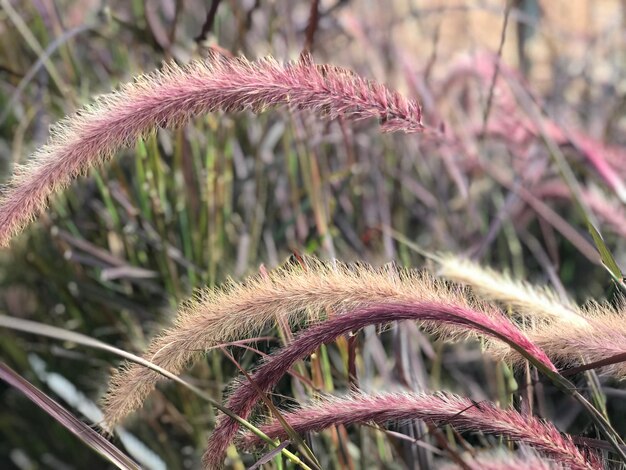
left=0, top=53, right=422, bottom=247
left=239, top=392, right=599, bottom=470
left=102, top=262, right=490, bottom=431
left=204, top=300, right=555, bottom=468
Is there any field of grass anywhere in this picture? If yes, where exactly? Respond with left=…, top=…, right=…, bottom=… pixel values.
left=1, top=1, right=626, bottom=469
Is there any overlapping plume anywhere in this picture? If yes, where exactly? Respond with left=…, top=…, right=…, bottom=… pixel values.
left=102, top=258, right=548, bottom=432
left=492, top=301, right=626, bottom=377
left=101, top=254, right=624, bottom=469
left=436, top=253, right=626, bottom=378
left=203, top=295, right=555, bottom=468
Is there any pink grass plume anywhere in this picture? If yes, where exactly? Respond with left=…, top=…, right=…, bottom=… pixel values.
left=203, top=300, right=555, bottom=468
left=239, top=392, right=599, bottom=470
left=0, top=53, right=422, bottom=247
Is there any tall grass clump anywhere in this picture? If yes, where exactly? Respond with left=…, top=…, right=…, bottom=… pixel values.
left=3, top=2, right=626, bottom=469
left=0, top=53, right=422, bottom=247
left=104, top=256, right=621, bottom=468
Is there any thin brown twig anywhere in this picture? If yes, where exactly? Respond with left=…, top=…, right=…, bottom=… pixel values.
left=481, top=0, right=512, bottom=135
left=303, top=0, right=321, bottom=53
left=194, top=0, right=223, bottom=43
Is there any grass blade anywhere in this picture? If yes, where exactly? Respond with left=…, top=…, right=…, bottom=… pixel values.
left=0, top=362, right=140, bottom=470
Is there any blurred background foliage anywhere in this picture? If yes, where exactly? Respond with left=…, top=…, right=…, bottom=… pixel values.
left=1, top=0, right=625, bottom=468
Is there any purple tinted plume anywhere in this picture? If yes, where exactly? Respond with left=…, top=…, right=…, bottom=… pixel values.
left=203, top=300, right=555, bottom=468
left=240, top=392, right=600, bottom=470
left=0, top=54, right=422, bottom=247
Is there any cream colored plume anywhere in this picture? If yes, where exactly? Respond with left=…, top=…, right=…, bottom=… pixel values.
left=102, top=258, right=495, bottom=431
left=437, top=254, right=588, bottom=327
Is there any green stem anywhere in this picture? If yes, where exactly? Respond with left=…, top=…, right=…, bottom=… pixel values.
left=0, top=315, right=313, bottom=470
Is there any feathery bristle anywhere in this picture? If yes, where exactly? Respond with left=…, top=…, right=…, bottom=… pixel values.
left=203, top=298, right=554, bottom=468
left=239, top=392, right=599, bottom=470
left=440, top=448, right=564, bottom=470
left=491, top=300, right=626, bottom=378
left=437, top=254, right=587, bottom=326
left=102, top=259, right=496, bottom=431
left=0, top=54, right=422, bottom=247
